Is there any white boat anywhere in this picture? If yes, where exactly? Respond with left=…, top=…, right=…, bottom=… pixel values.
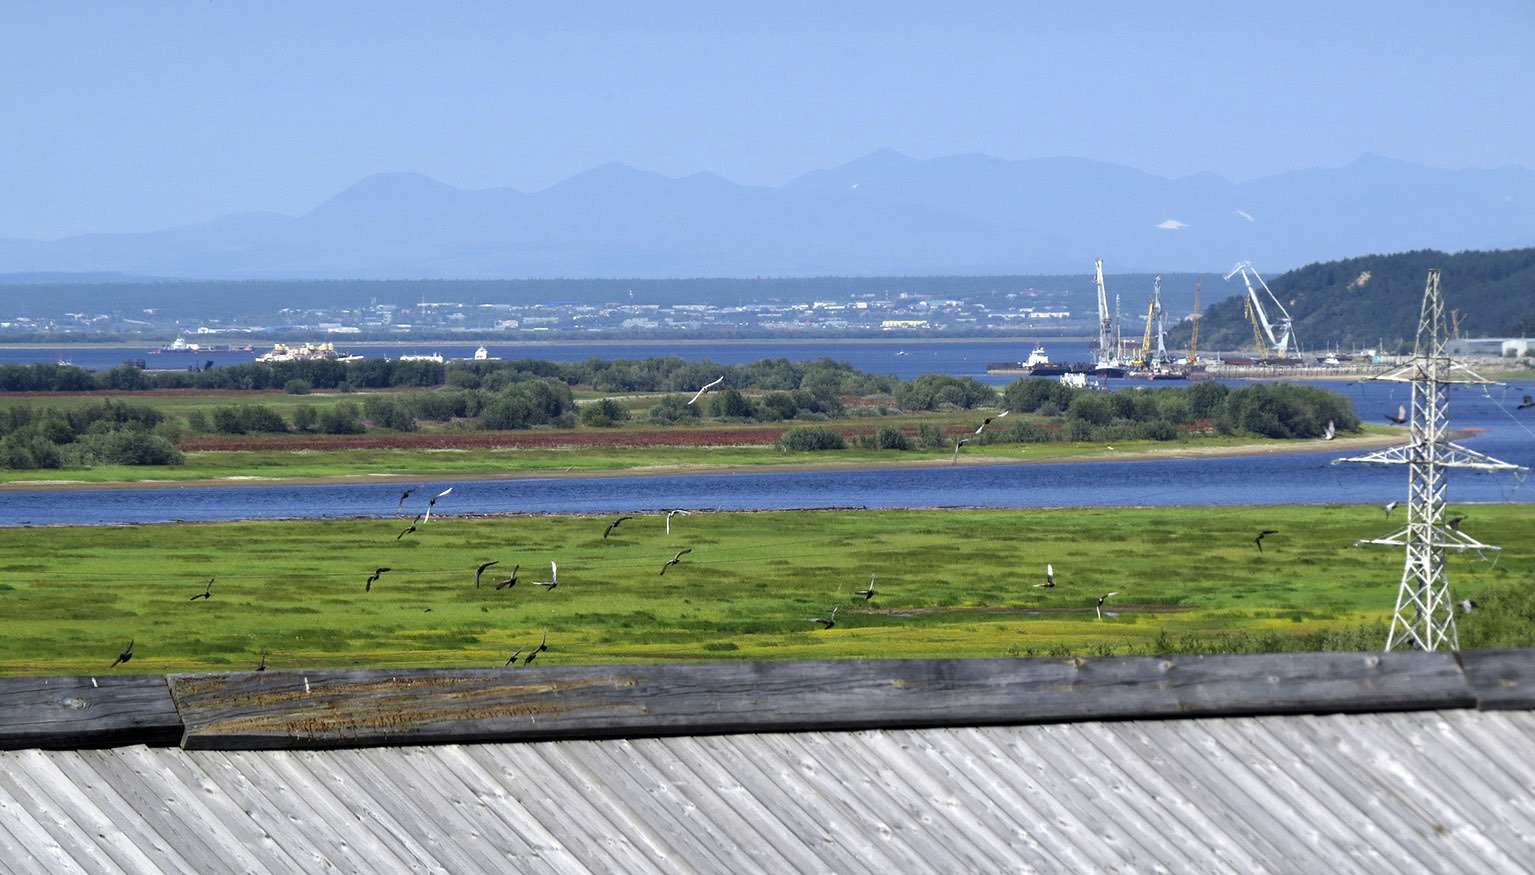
left=397, top=352, right=445, bottom=363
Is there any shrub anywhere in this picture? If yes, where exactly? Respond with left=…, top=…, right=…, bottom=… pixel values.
left=776, top=426, right=846, bottom=451
left=579, top=398, right=630, bottom=427
left=283, top=379, right=312, bottom=395
left=874, top=425, right=910, bottom=450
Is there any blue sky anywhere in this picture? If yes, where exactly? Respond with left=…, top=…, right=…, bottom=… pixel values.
left=3, top=1, right=1532, bottom=239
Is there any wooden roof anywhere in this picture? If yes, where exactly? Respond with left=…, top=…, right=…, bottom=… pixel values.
left=1, top=651, right=1532, bottom=872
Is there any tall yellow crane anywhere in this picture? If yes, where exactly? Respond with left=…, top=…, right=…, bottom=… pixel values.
left=1243, top=297, right=1266, bottom=352
left=1188, top=277, right=1201, bottom=363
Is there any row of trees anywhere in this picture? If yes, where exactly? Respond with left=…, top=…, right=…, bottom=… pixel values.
left=0, top=400, right=183, bottom=469
left=0, top=354, right=900, bottom=396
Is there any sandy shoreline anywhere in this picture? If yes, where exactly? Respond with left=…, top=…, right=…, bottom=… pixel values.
left=0, top=432, right=1408, bottom=491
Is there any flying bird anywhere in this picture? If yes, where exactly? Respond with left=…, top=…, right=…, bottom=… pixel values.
left=495, top=565, right=521, bottom=590
left=809, top=607, right=839, bottom=629
left=255, top=650, right=267, bottom=672
left=396, top=486, right=418, bottom=511
left=1254, top=530, right=1279, bottom=552
left=504, top=646, right=525, bottom=667
left=1384, top=500, right=1400, bottom=518
left=660, top=548, right=692, bottom=575
left=1447, top=515, right=1466, bottom=532
left=1095, top=592, right=1119, bottom=619
left=396, top=516, right=421, bottom=540
left=474, top=560, right=500, bottom=588
left=1459, top=599, right=1478, bottom=614
left=855, top=574, right=876, bottom=600
left=365, top=567, right=390, bottom=591
left=688, top=376, right=724, bottom=405
left=1035, top=563, right=1055, bottom=588
left=1323, top=420, right=1336, bottom=440
left=603, top=516, right=634, bottom=538
left=524, top=631, right=549, bottom=665
left=109, top=639, right=134, bottom=669
left=1385, top=404, right=1407, bottom=425
left=423, top=487, right=453, bottom=522
left=531, top=561, right=557, bottom=590
left=1519, top=395, right=1533, bottom=410
left=952, top=438, right=969, bottom=463
left=663, top=509, right=692, bottom=534
left=189, top=578, right=213, bottom=600
left=974, top=411, right=1010, bottom=434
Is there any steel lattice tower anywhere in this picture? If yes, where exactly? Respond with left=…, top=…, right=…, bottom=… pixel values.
left=1337, top=269, right=1525, bottom=651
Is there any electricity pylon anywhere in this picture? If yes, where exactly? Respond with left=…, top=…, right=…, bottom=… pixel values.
left=1336, top=269, right=1526, bottom=651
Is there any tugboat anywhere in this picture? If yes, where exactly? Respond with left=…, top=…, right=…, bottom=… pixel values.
left=986, top=344, right=1068, bottom=376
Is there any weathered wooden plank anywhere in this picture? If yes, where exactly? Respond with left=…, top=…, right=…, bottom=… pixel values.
left=1457, top=649, right=1535, bottom=709
left=0, top=676, right=182, bottom=750
left=168, top=651, right=1476, bottom=750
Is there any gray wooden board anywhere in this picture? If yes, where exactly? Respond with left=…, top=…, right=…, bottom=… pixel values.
left=1458, top=648, right=1535, bottom=709
left=167, top=652, right=1478, bottom=749
left=0, top=675, right=182, bottom=750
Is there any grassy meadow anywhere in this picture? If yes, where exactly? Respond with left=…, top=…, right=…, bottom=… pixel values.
left=3, top=503, right=1530, bottom=675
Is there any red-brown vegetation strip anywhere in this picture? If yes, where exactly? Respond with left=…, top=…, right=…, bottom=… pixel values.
left=181, top=428, right=797, bottom=452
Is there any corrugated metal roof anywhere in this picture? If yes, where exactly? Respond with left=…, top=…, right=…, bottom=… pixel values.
left=2, top=708, right=1531, bottom=874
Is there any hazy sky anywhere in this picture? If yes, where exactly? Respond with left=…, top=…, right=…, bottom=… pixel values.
left=4, top=1, right=1532, bottom=239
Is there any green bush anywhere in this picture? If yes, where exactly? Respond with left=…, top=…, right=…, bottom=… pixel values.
left=283, top=379, right=312, bottom=395
left=579, top=398, right=630, bottom=427
left=874, top=425, right=910, bottom=450
left=776, top=426, right=846, bottom=451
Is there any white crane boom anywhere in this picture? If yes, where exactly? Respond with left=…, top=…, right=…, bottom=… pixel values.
left=1223, top=261, right=1296, bottom=357
left=1094, top=258, right=1116, bottom=366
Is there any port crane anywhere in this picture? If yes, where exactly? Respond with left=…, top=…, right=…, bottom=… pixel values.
left=1136, top=276, right=1167, bottom=366
left=1225, top=261, right=1297, bottom=358
left=1187, top=277, right=1202, bottom=364
left=1092, top=258, right=1121, bottom=369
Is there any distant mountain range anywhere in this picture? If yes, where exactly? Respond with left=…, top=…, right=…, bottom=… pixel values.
left=1, top=151, right=1531, bottom=279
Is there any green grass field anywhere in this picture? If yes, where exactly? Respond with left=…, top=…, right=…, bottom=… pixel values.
left=3, top=504, right=1529, bottom=675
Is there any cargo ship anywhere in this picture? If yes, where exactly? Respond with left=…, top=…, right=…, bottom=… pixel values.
left=150, top=337, right=255, bottom=355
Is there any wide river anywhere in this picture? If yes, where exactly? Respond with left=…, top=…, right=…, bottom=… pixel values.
left=2, top=340, right=1531, bottom=525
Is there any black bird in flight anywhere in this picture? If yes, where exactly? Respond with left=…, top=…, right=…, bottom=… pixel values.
left=809, top=607, right=839, bottom=629
left=495, top=564, right=521, bottom=590
left=688, top=376, right=724, bottom=405
left=524, top=631, right=549, bottom=665
left=1254, top=530, right=1279, bottom=552
left=1095, top=592, right=1119, bottom=619
left=952, top=438, right=969, bottom=463
left=660, top=548, right=692, bottom=575
left=366, top=567, right=390, bottom=591
left=396, top=486, right=418, bottom=511
left=474, top=560, right=500, bottom=588
left=1519, top=395, right=1533, bottom=410
left=504, top=646, right=525, bottom=667
left=1385, top=404, right=1408, bottom=424
left=109, top=639, right=134, bottom=669
left=189, top=578, right=213, bottom=601
left=531, top=561, right=557, bottom=590
left=397, top=516, right=421, bottom=540
left=423, top=487, right=453, bottom=522
left=1384, top=500, right=1401, bottom=518
left=256, top=649, right=267, bottom=672
left=603, top=516, right=634, bottom=538
left=1447, top=515, right=1466, bottom=532
left=974, top=411, right=1009, bottom=434
left=855, top=574, right=876, bottom=600
left=1034, top=564, right=1056, bottom=588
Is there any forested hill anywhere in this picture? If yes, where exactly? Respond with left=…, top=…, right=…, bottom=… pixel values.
left=1181, top=248, right=1535, bottom=354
